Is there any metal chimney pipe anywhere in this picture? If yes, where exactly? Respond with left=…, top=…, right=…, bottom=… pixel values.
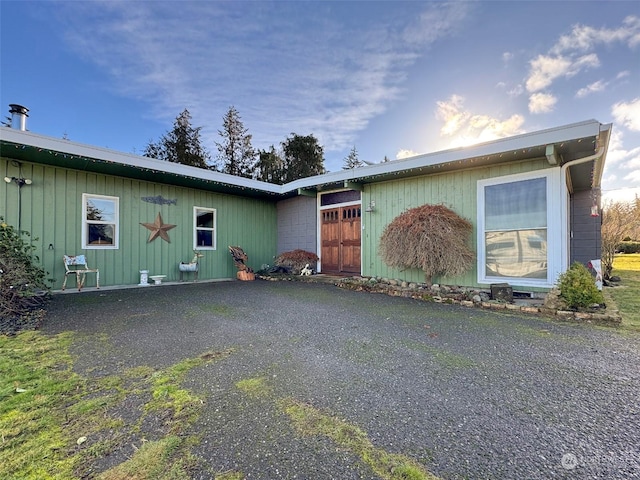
left=9, top=104, right=29, bottom=131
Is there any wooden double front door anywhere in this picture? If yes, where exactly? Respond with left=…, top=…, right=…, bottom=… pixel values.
left=321, top=205, right=361, bottom=274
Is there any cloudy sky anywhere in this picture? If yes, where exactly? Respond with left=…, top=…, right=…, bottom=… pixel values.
left=1, top=1, right=639, bottom=202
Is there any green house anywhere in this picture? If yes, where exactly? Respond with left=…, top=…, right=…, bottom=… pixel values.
left=1, top=107, right=611, bottom=293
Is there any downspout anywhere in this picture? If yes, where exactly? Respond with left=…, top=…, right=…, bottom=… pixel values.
left=559, top=146, right=605, bottom=273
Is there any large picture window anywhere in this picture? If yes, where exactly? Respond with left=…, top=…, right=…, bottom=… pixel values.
left=194, top=207, right=216, bottom=249
left=82, top=194, right=119, bottom=249
left=478, top=171, right=560, bottom=287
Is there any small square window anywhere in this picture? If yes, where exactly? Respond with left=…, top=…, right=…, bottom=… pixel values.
left=194, top=207, right=216, bottom=249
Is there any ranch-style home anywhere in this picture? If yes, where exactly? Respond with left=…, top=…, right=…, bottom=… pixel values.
left=0, top=105, right=611, bottom=293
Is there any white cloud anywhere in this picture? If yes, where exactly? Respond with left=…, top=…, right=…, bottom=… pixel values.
left=525, top=55, right=572, bottom=92
left=496, top=81, right=523, bottom=97
left=576, top=80, right=606, bottom=98
left=624, top=170, right=640, bottom=184
left=602, top=186, right=640, bottom=204
left=526, top=16, right=639, bottom=94
left=571, top=53, right=601, bottom=72
left=56, top=2, right=471, bottom=160
left=525, top=53, right=600, bottom=93
left=612, top=98, right=640, bottom=132
left=502, top=51, right=513, bottom=63
left=603, top=129, right=640, bottom=188
left=617, top=70, right=630, bottom=79
left=528, top=92, right=557, bottom=114
left=507, top=85, right=524, bottom=97
left=402, top=2, right=469, bottom=46
left=604, top=130, right=627, bottom=165
left=396, top=149, right=419, bottom=160
left=435, top=95, right=524, bottom=146
left=551, top=15, right=640, bottom=54
left=436, top=94, right=470, bottom=136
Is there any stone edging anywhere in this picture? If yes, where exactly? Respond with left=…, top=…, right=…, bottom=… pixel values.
left=258, top=274, right=622, bottom=325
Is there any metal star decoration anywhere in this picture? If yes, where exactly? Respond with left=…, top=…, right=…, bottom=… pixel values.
left=141, top=212, right=177, bottom=243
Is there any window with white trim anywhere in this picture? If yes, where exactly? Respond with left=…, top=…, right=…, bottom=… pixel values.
left=82, top=194, right=119, bottom=249
left=194, top=207, right=216, bottom=249
left=478, top=171, right=560, bottom=286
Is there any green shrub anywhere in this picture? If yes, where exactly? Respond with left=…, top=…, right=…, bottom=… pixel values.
left=0, top=217, right=50, bottom=324
left=556, top=262, right=604, bottom=309
left=617, top=241, right=640, bottom=254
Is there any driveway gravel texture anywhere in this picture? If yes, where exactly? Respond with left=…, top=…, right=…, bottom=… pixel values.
left=42, top=280, right=640, bottom=479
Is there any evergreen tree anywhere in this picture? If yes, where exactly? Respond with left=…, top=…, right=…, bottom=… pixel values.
left=254, top=146, right=285, bottom=184
left=281, top=133, right=325, bottom=183
left=144, top=109, right=211, bottom=169
left=216, top=106, right=256, bottom=178
left=342, top=146, right=363, bottom=169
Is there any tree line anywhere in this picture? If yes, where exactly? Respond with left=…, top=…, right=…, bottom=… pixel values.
left=144, top=107, right=368, bottom=184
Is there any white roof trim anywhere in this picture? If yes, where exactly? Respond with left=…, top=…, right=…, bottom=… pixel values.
left=1, top=119, right=605, bottom=196
left=0, top=128, right=282, bottom=194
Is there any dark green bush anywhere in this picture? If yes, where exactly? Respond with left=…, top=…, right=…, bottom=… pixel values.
left=556, top=262, right=604, bottom=309
left=617, top=241, right=640, bottom=254
left=0, top=217, right=50, bottom=323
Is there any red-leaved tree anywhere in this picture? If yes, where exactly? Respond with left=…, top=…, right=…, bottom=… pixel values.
left=379, top=204, right=475, bottom=285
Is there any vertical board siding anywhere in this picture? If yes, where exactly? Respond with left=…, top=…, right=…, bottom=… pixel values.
left=362, top=158, right=550, bottom=287
left=0, top=158, right=276, bottom=289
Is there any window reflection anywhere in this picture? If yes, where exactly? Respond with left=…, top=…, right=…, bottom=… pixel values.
left=485, top=229, right=547, bottom=279
left=196, top=211, right=214, bottom=228
left=88, top=224, right=115, bottom=245
left=86, top=199, right=116, bottom=222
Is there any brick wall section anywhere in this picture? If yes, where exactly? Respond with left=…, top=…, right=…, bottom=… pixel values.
left=277, top=196, right=317, bottom=255
left=570, top=189, right=602, bottom=266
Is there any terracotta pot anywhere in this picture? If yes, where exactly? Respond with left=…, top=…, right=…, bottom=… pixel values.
left=237, top=270, right=255, bottom=281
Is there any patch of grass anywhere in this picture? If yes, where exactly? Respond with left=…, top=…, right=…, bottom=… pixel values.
left=147, top=350, right=233, bottom=428
left=604, top=254, right=640, bottom=331
left=279, top=398, right=439, bottom=480
left=215, top=471, right=245, bottom=480
left=0, top=330, right=234, bottom=480
left=97, top=436, right=193, bottom=480
left=402, top=340, right=475, bottom=369
left=235, top=376, right=272, bottom=398
left=0, top=331, right=81, bottom=479
left=236, top=377, right=435, bottom=479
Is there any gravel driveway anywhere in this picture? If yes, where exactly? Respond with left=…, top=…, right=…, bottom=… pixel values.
left=42, top=280, right=640, bottom=479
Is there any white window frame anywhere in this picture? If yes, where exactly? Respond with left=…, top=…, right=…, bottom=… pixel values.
left=477, top=169, right=562, bottom=288
left=193, top=206, right=216, bottom=250
left=82, top=193, right=119, bottom=249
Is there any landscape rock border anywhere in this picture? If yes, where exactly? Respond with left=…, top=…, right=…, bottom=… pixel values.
left=258, top=273, right=622, bottom=325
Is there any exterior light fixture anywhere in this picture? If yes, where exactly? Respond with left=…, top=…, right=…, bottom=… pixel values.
left=4, top=176, right=32, bottom=187
left=365, top=200, right=376, bottom=212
